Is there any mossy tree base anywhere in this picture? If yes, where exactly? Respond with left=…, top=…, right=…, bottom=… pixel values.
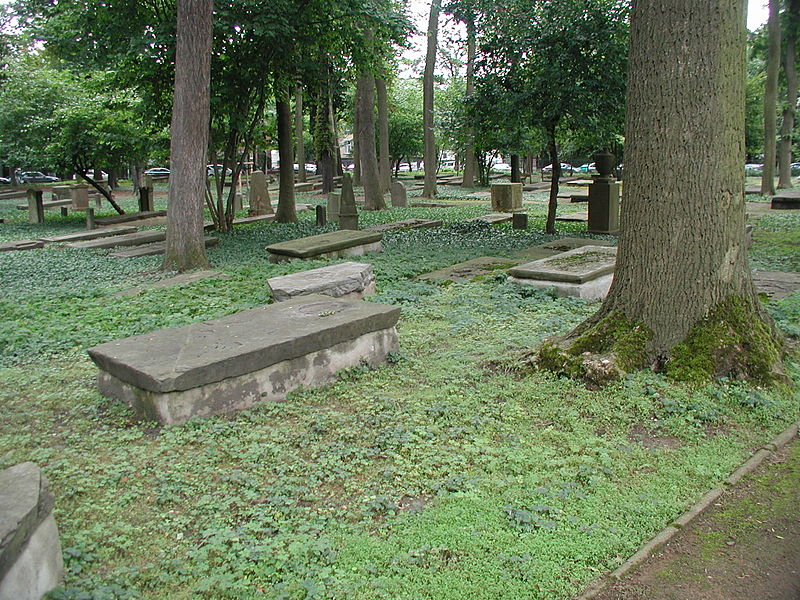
left=535, top=298, right=786, bottom=388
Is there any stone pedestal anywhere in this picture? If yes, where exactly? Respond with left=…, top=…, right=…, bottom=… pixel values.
left=69, top=185, right=89, bottom=210
left=86, top=207, right=96, bottom=230
left=139, top=175, right=154, bottom=212
left=316, top=205, right=327, bottom=227
left=338, top=173, right=359, bottom=231
left=512, top=212, right=528, bottom=229
left=26, top=190, right=44, bottom=224
left=327, top=192, right=340, bottom=223
left=0, top=463, right=63, bottom=600
left=491, top=182, right=523, bottom=212
left=390, top=180, right=407, bottom=208
left=248, top=171, right=272, bottom=216
left=587, top=176, right=620, bottom=235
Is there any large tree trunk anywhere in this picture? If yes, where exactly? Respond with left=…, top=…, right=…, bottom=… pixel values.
left=761, top=0, right=781, bottom=195
left=357, top=74, right=386, bottom=210
left=778, top=0, right=800, bottom=189
left=422, top=0, right=442, bottom=198
left=376, top=77, right=391, bottom=193
left=295, top=87, right=306, bottom=183
left=352, top=87, right=361, bottom=187
left=275, top=93, right=297, bottom=223
left=162, top=0, right=212, bottom=272
left=547, top=0, right=782, bottom=384
left=510, top=154, right=521, bottom=183
left=461, top=15, right=478, bottom=188
left=545, top=126, right=560, bottom=235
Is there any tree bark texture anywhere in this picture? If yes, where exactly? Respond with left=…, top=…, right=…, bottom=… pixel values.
left=275, top=94, right=297, bottom=223
left=357, top=74, right=386, bottom=210
left=422, top=0, right=442, bottom=198
left=545, top=127, right=560, bottom=235
left=376, top=77, right=391, bottom=193
left=461, top=15, right=478, bottom=188
left=761, top=0, right=780, bottom=195
left=162, top=0, right=212, bottom=272
left=510, top=154, right=521, bottom=183
left=352, top=87, right=361, bottom=187
left=295, top=87, right=306, bottom=183
left=778, top=0, right=799, bottom=189
left=598, top=0, right=759, bottom=356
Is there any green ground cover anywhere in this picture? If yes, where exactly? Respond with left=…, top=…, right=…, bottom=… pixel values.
left=0, top=185, right=798, bottom=599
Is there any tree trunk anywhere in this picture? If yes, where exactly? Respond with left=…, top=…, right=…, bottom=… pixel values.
left=352, top=87, right=361, bottom=187
left=162, top=0, right=212, bottom=272
left=422, top=0, right=442, bottom=198
left=357, top=74, right=386, bottom=210
left=778, top=0, right=800, bottom=189
left=376, top=77, right=391, bottom=193
left=295, top=87, right=306, bottom=183
left=510, top=154, right=521, bottom=183
left=551, top=0, right=782, bottom=384
left=545, top=126, right=560, bottom=234
left=461, top=15, right=478, bottom=188
left=761, top=0, right=780, bottom=195
left=275, top=93, right=297, bottom=223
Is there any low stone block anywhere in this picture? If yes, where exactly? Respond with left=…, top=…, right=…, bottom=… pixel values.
left=490, top=182, right=523, bottom=211
left=87, top=295, right=401, bottom=425
left=39, top=226, right=138, bottom=244
left=364, top=218, right=442, bottom=232
left=0, top=463, right=63, bottom=600
left=507, top=273, right=614, bottom=299
left=509, top=245, right=617, bottom=283
left=94, top=210, right=167, bottom=227
left=771, top=193, right=800, bottom=209
left=0, top=240, right=44, bottom=252
left=266, top=230, right=382, bottom=263
left=109, top=236, right=218, bottom=258
left=467, top=213, right=513, bottom=225
left=390, top=181, right=408, bottom=207
left=418, top=256, right=526, bottom=283
left=67, top=230, right=166, bottom=249
left=268, top=262, right=376, bottom=302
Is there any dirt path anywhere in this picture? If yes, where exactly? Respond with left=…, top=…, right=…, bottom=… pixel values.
left=593, top=438, right=800, bottom=600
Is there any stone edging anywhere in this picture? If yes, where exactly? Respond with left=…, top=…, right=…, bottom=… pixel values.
left=574, top=420, right=800, bottom=600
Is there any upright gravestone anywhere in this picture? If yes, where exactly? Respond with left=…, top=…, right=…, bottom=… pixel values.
left=233, top=192, right=243, bottom=212
left=69, top=185, right=89, bottom=210
left=26, top=190, right=44, bottom=224
left=248, top=170, right=273, bottom=216
left=512, top=212, right=528, bottom=229
left=138, top=175, right=154, bottom=212
left=491, top=182, right=523, bottom=212
left=86, top=207, right=96, bottom=230
left=390, top=180, right=408, bottom=208
left=327, top=192, right=341, bottom=223
left=338, top=173, right=359, bottom=231
left=316, top=205, right=327, bottom=227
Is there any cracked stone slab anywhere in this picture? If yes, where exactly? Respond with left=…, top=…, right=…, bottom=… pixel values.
left=508, top=245, right=617, bottom=284
left=268, top=262, right=376, bottom=302
left=38, top=226, right=137, bottom=244
left=266, top=230, right=382, bottom=260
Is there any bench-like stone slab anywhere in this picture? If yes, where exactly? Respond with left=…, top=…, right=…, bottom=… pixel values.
left=0, top=463, right=63, bottom=600
left=268, top=262, right=376, bottom=301
left=771, top=191, right=800, bottom=209
left=109, top=236, right=218, bottom=258
left=364, top=218, right=442, bottom=232
left=0, top=240, right=44, bottom=252
left=67, top=230, right=166, bottom=249
left=554, top=210, right=588, bottom=222
left=94, top=210, right=167, bottom=226
left=88, top=295, right=400, bottom=425
left=266, top=230, right=383, bottom=263
left=38, top=226, right=138, bottom=244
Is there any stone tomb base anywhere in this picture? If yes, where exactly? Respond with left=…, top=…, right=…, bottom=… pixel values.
left=88, top=295, right=400, bottom=425
left=507, top=245, right=617, bottom=299
left=267, top=262, right=376, bottom=302
left=266, top=230, right=383, bottom=263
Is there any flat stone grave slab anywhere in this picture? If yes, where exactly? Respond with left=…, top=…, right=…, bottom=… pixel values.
left=555, top=210, right=588, bottom=222
left=115, top=270, right=227, bottom=297
left=752, top=269, right=800, bottom=300
left=508, top=245, right=617, bottom=299
left=87, top=294, right=401, bottom=425
left=512, top=237, right=614, bottom=260
left=95, top=210, right=167, bottom=226
left=467, top=213, right=514, bottom=225
left=557, top=191, right=589, bottom=202
left=16, top=199, right=72, bottom=211
left=266, top=230, right=383, bottom=263
left=38, top=226, right=137, bottom=244
left=418, top=256, right=526, bottom=283
left=364, top=218, right=442, bottom=232
left=0, top=240, right=44, bottom=252
left=745, top=185, right=762, bottom=195
left=411, top=201, right=454, bottom=208
left=204, top=215, right=275, bottom=231
left=67, top=230, right=166, bottom=249
left=109, top=236, right=218, bottom=258
left=771, top=190, right=800, bottom=209
left=267, top=262, right=376, bottom=301
left=570, top=179, right=595, bottom=186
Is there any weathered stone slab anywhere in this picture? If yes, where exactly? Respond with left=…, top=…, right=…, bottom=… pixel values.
left=115, top=270, right=227, bottom=297
left=539, top=237, right=614, bottom=252
left=294, top=182, right=314, bottom=192
left=88, top=295, right=401, bottom=425
left=509, top=245, right=617, bottom=284
left=248, top=170, right=273, bottom=216
left=327, top=192, right=340, bottom=223
left=752, top=269, right=800, bottom=300
left=390, top=181, right=408, bottom=208
left=556, top=191, right=589, bottom=202
left=0, top=240, right=44, bottom=252
left=266, top=230, right=382, bottom=262
left=16, top=199, right=72, bottom=211
left=109, top=237, right=218, bottom=258
left=268, top=262, right=375, bottom=301
left=0, top=463, right=63, bottom=600
left=67, top=230, right=166, bottom=249
left=418, top=256, right=526, bottom=283
left=771, top=191, right=800, bottom=209
left=411, top=201, right=453, bottom=208
left=491, top=182, right=523, bottom=212
left=555, top=210, right=588, bottom=222
left=467, top=213, right=513, bottom=225
left=95, top=210, right=167, bottom=226
left=38, top=226, right=137, bottom=244
left=507, top=273, right=614, bottom=299
left=364, top=218, right=442, bottom=232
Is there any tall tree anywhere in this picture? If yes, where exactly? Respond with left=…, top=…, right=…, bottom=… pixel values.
left=162, top=0, right=212, bottom=272
left=376, top=77, right=392, bottom=193
left=761, top=0, right=781, bottom=195
left=275, top=89, right=297, bottom=223
left=422, top=0, right=442, bottom=198
left=357, top=73, right=386, bottom=209
left=295, top=86, right=306, bottom=183
left=778, top=0, right=800, bottom=188
left=540, top=0, right=783, bottom=385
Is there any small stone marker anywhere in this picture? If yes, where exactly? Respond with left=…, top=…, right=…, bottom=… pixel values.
left=86, top=207, right=96, bottom=230
left=60, top=207, right=68, bottom=217
left=26, top=190, right=44, bottom=224
left=249, top=171, right=272, bottom=216
left=507, top=245, right=617, bottom=299
left=267, top=262, right=376, bottom=301
left=233, top=192, right=243, bottom=212
left=327, top=192, right=340, bottom=223
left=338, top=173, right=359, bottom=230
left=512, top=213, right=528, bottom=229
left=69, top=185, right=89, bottom=210
left=468, top=213, right=513, bottom=225
left=87, top=294, right=401, bottom=425
left=587, top=175, right=621, bottom=234
left=316, top=205, right=327, bottom=227
left=490, top=182, right=523, bottom=212
left=0, top=462, right=64, bottom=600
left=390, top=180, right=408, bottom=207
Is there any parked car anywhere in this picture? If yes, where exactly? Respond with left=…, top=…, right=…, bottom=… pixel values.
left=744, top=163, right=763, bottom=176
left=578, top=162, right=597, bottom=173
left=791, top=162, right=800, bottom=175
left=17, top=171, right=59, bottom=184
left=0, top=177, right=11, bottom=185
left=541, top=163, right=577, bottom=174
left=207, top=164, right=233, bottom=177
left=144, top=167, right=170, bottom=178
left=491, top=162, right=512, bottom=172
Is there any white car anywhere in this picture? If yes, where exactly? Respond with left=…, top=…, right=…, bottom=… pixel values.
left=541, top=163, right=576, bottom=174
left=492, top=162, right=512, bottom=172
